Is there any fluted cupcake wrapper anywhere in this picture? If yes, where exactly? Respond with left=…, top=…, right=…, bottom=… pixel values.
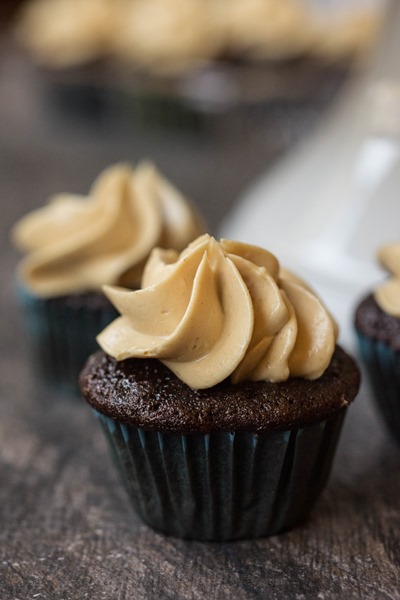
left=43, top=70, right=212, bottom=135
left=356, top=331, right=400, bottom=445
left=19, top=288, right=118, bottom=395
left=94, top=409, right=346, bottom=541
left=47, top=80, right=110, bottom=127
left=106, top=85, right=211, bottom=134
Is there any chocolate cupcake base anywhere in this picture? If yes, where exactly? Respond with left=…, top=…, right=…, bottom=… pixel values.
left=81, top=347, right=359, bottom=540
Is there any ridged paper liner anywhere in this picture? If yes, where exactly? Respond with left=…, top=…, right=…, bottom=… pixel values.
left=356, top=331, right=400, bottom=445
left=94, top=409, right=346, bottom=541
left=43, top=69, right=216, bottom=134
left=19, top=288, right=117, bottom=395
left=42, top=63, right=327, bottom=136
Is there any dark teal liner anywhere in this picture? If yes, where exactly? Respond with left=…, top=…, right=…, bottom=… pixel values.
left=355, top=330, right=400, bottom=445
left=106, top=86, right=211, bottom=134
left=94, top=409, right=346, bottom=541
left=19, top=287, right=118, bottom=395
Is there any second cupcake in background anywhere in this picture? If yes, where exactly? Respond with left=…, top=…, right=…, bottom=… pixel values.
left=11, top=162, right=204, bottom=395
left=355, top=243, right=400, bottom=446
left=81, top=234, right=360, bottom=541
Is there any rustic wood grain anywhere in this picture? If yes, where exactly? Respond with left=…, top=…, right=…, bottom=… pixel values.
left=1, top=40, right=399, bottom=600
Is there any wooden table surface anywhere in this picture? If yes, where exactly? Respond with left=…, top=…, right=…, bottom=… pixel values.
left=1, top=40, right=399, bottom=600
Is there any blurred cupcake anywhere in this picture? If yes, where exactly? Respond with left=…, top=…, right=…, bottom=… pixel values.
left=224, top=0, right=315, bottom=61
left=15, top=0, right=121, bottom=123
left=16, top=0, right=117, bottom=68
left=80, top=235, right=360, bottom=540
left=107, top=0, right=371, bottom=131
left=107, top=0, right=226, bottom=131
left=354, top=243, right=400, bottom=445
left=17, top=0, right=381, bottom=70
left=11, top=163, right=204, bottom=395
left=15, top=0, right=381, bottom=132
left=113, top=0, right=223, bottom=76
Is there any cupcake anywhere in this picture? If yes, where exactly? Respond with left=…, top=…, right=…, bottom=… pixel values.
left=108, top=0, right=377, bottom=132
left=11, top=163, right=204, bottom=395
left=16, top=0, right=117, bottom=69
left=80, top=235, right=360, bottom=540
left=17, top=0, right=381, bottom=71
left=15, top=0, right=381, bottom=133
left=14, top=0, right=121, bottom=124
left=354, top=243, right=400, bottom=445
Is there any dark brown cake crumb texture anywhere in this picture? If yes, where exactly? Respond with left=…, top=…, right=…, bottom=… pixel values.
left=80, top=346, right=360, bottom=434
left=355, top=293, right=400, bottom=352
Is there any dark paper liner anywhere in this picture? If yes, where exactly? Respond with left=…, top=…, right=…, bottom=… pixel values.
left=37, top=57, right=349, bottom=136
left=19, top=288, right=118, bottom=395
left=105, top=85, right=212, bottom=135
left=94, top=409, right=346, bottom=541
left=47, top=80, right=111, bottom=127
left=38, top=61, right=114, bottom=129
left=355, top=331, right=400, bottom=445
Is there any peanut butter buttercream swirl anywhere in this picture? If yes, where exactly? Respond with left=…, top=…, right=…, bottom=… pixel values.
left=113, top=0, right=224, bottom=75
left=17, top=0, right=118, bottom=68
left=98, top=235, right=338, bottom=389
left=374, top=243, right=400, bottom=317
left=17, top=0, right=381, bottom=72
left=12, top=163, right=203, bottom=297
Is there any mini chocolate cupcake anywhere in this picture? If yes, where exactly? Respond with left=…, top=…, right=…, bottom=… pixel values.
left=80, top=235, right=360, bottom=540
left=354, top=243, right=400, bottom=445
left=11, top=163, right=204, bottom=395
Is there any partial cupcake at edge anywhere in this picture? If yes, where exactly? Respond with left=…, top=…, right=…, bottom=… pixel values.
left=80, top=234, right=360, bottom=541
left=10, top=162, right=204, bottom=395
left=354, top=242, right=400, bottom=446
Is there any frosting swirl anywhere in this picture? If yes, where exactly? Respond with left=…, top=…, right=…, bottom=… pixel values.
left=12, top=163, right=203, bottom=297
left=225, top=0, right=314, bottom=60
left=17, top=0, right=380, bottom=72
left=374, top=243, right=400, bottom=317
left=113, top=0, right=223, bottom=74
left=17, top=0, right=117, bottom=68
left=98, top=235, right=338, bottom=389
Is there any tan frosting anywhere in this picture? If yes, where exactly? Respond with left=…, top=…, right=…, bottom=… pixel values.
left=374, top=243, right=400, bottom=317
left=17, top=0, right=118, bottom=68
left=113, top=0, right=223, bottom=74
left=12, top=163, right=203, bottom=297
left=312, top=12, right=382, bottom=60
left=17, top=0, right=381, bottom=71
left=98, top=234, right=338, bottom=389
left=224, top=0, right=316, bottom=60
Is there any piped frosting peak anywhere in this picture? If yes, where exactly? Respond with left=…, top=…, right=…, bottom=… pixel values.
left=98, top=235, right=338, bottom=388
left=12, top=163, right=203, bottom=297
